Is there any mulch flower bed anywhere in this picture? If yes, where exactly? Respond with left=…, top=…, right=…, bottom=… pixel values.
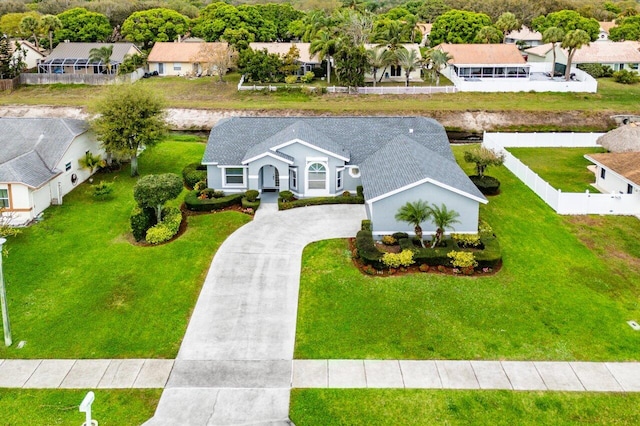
left=348, top=238, right=501, bottom=277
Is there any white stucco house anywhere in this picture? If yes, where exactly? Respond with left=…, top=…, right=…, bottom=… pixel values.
left=505, top=27, right=543, bottom=49
left=203, top=117, right=486, bottom=236
left=585, top=152, right=640, bottom=199
left=12, top=40, right=45, bottom=69
left=0, top=118, right=101, bottom=226
left=526, top=41, right=640, bottom=74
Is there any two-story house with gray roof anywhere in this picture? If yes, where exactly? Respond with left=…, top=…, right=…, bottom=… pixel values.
left=203, top=117, right=487, bottom=236
left=0, top=118, right=101, bottom=226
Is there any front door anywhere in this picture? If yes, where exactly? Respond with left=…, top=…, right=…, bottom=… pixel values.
left=262, top=165, right=279, bottom=189
left=158, top=63, right=164, bottom=75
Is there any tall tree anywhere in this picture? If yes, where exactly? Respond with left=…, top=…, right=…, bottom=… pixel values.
left=474, top=26, right=503, bottom=43
left=425, top=48, right=452, bottom=86
left=561, top=29, right=591, bottom=81
left=0, top=11, right=40, bottom=39
left=428, top=203, right=460, bottom=248
left=609, top=15, right=640, bottom=41
left=55, top=8, right=112, bottom=44
left=333, top=38, right=368, bottom=88
left=133, top=174, right=183, bottom=224
left=532, top=10, right=600, bottom=42
left=195, top=43, right=238, bottom=82
left=366, top=45, right=390, bottom=86
left=395, top=47, right=421, bottom=86
left=395, top=200, right=431, bottom=247
left=542, top=26, right=565, bottom=77
left=40, top=14, right=62, bottom=52
left=495, top=12, right=521, bottom=43
left=19, top=15, right=41, bottom=49
left=310, top=29, right=337, bottom=84
left=89, top=45, right=114, bottom=74
left=92, top=85, right=167, bottom=177
left=430, top=9, right=493, bottom=45
left=121, top=8, right=190, bottom=51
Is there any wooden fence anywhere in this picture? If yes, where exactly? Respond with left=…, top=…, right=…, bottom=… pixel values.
left=0, top=77, right=20, bottom=92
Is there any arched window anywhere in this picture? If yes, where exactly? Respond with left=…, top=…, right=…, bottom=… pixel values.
left=307, top=163, right=326, bottom=189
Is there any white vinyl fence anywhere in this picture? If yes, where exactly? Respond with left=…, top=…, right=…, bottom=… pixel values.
left=483, top=132, right=640, bottom=215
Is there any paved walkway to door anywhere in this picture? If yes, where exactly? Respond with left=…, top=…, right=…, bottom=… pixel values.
left=144, top=204, right=366, bottom=425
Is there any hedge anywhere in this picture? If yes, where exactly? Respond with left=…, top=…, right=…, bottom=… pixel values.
left=130, top=206, right=156, bottom=242
left=146, top=207, right=182, bottom=244
left=182, top=163, right=208, bottom=189
left=473, top=234, right=502, bottom=268
left=279, top=195, right=364, bottom=210
left=470, top=175, right=501, bottom=195
left=398, top=236, right=501, bottom=268
left=355, top=230, right=384, bottom=269
left=184, top=191, right=244, bottom=211
left=241, top=197, right=261, bottom=210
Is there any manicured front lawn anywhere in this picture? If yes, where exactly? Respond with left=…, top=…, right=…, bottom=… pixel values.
left=0, top=139, right=251, bottom=359
left=507, top=147, right=606, bottom=192
left=0, top=389, right=160, bottom=425
left=290, top=389, right=640, bottom=425
left=294, top=146, right=640, bottom=361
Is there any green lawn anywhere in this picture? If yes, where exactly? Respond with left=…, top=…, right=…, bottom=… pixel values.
left=290, top=389, right=640, bottom=425
left=507, top=147, right=606, bottom=192
left=294, top=145, right=640, bottom=361
left=0, top=389, right=160, bottom=425
left=0, top=138, right=251, bottom=359
left=0, top=75, right=639, bottom=121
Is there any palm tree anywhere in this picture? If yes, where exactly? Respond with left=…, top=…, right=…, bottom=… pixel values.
left=395, top=47, right=421, bottom=86
left=310, top=30, right=337, bottom=85
left=19, top=16, right=40, bottom=50
left=41, top=15, right=62, bottom=53
left=495, top=12, right=521, bottom=43
left=474, top=26, right=503, bottom=44
left=542, top=27, right=565, bottom=78
left=429, top=203, right=460, bottom=248
left=395, top=200, right=432, bottom=247
left=366, top=45, right=390, bottom=87
left=561, top=29, right=591, bottom=81
left=427, top=48, right=452, bottom=86
left=89, top=45, right=114, bottom=75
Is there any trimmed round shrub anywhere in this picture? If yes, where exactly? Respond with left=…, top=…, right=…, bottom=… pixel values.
left=145, top=207, right=182, bottom=244
left=470, top=175, right=501, bottom=195
left=130, top=206, right=156, bottom=242
left=279, top=190, right=294, bottom=201
left=342, top=191, right=351, bottom=197
left=392, top=232, right=409, bottom=240
left=182, top=163, right=207, bottom=189
left=245, top=189, right=259, bottom=202
left=356, top=185, right=364, bottom=198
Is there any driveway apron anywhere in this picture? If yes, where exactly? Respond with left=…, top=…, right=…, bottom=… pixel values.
left=145, top=204, right=366, bottom=425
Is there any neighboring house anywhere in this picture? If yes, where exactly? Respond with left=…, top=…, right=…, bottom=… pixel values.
left=505, top=27, right=543, bottom=49
left=147, top=41, right=229, bottom=76
left=37, top=42, right=141, bottom=75
left=437, top=43, right=531, bottom=79
left=585, top=152, right=640, bottom=198
left=249, top=42, right=321, bottom=75
left=0, top=118, right=101, bottom=226
left=12, top=40, right=45, bottom=69
left=416, top=23, right=432, bottom=46
left=598, top=21, right=617, bottom=41
left=364, top=43, right=423, bottom=83
left=526, top=41, right=640, bottom=73
left=436, top=43, right=597, bottom=92
left=203, top=117, right=486, bottom=236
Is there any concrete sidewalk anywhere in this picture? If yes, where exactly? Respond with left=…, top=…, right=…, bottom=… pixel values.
left=293, top=360, right=640, bottom=392
left=0, top=359, right=173, bottom=389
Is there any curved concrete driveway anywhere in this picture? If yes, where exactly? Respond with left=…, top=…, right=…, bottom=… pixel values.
left=145, top=204, right=365, bottom=425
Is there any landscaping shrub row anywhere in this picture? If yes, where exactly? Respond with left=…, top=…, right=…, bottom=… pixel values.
left=279, top=195, right=364, bottom=210
left=184, top=190, right=244, bottom=211
left=182, top=163, right=207, bottom=189
left=146, top=207, right=182, bottom=244
left=358, top=232, right=501, bottom=271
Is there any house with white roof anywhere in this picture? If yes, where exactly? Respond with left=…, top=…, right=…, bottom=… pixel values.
left=505, top=27, right=543, bottom=49
left=526, top=41, right=640, bottom=74
left=203, top=117, right=486, bottom=236
left=0, top=118, right=101, bottom=226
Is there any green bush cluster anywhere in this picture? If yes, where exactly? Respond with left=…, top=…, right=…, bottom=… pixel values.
left=382, top=250, right=415, bottom=268
left=613, top=69, right=640, bottom=84
left=182, top=163, right=208, bottom=189
left=245, top=190, right=259, bottom=202
left=241, top=197, right=260, bottom=210
left=473, top=234, right=502, bottom=268
left=130, top=207, right=156, bottom=242
left=278, top=195, right=364, bottom=210
left=279, top=190, right=295, bottom=201
left=577, top=63, right=613, bottom=78
left=356, top=185, right=364, bottom=198
left=184, top=190, right=244, bottom=211
left=91, top=181, right=114, bottom=199
left=447, top=251, right=478, bottom=269
left=355, top=230, right=384, bottom=269
left=398, top=235, right=501, bottom=269
left=301, top=71, right=315, bottom=83
left=361, top=220, right=372, bottom=231
left=146, top=207, right=182, bottom=244
left=392, top=232, right=409, bottom=240
left=453, top=233, right=482, bottom=248
left=470, top=175, right=501, bottom=195
left=381, top=235, right=397, bottom=245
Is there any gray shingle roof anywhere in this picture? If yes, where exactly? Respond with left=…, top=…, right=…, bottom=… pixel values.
left=46, top=42, right=140, bottom=63
left=203, top=117, right=485, bottom=202
left=0, top=118, right=89, bottom=188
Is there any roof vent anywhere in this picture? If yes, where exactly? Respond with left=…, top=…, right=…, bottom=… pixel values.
left=409, top=128, right=414, bottom=134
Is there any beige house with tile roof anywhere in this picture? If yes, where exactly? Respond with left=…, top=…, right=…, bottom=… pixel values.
left=147, top=42, right=230, bottom=76
left=249, top=42, right=321, bottom=76
left=505, top=27, right=543, bottom=49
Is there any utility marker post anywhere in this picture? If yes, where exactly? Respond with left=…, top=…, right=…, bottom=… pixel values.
left=79, top=391, right=97, bottom=426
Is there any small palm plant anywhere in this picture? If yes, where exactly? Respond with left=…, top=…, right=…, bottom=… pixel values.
left=89, top=45, right=114, bottom=74
left=78, top=151, right=105, bottom=174
left=429, top=203, right=460, bottom=248
left=395, top=200, right=432, bottom=247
